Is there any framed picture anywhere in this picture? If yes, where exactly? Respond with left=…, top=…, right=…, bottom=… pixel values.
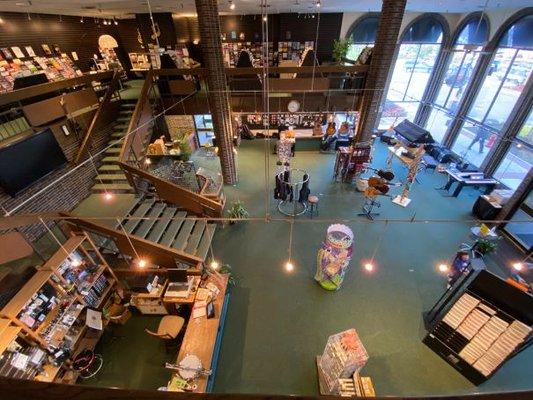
left=25, top=46, right=36, bottom=57
left=230, top=31, right=236, bottom=40
left=41, top=44, right=52, bottom=55
left=53, top=44, right=61, bottom=55
left=71, top=51, right=78, bottom=61
left=239, top=32, right=245, bottom=40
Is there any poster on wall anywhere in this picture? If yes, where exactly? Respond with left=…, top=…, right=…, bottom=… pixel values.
left=53, top=44, right=61, bottom=55
left=11, top=47, right=25, bottom=59
left=41, top=44, right=52, bottom=55
left=25, top=46, right=36, bottom=57
left=71, top=51, right=79, bottom=61
left=230, top=31, right=237, bottom=40
left=239, top=32, right=245, bottom=40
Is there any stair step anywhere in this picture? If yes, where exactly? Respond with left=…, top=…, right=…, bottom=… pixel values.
left=95, top=173, right=128, bottom=182
left=102, top=156, right=119, bottom=163
left=147, top=207, right=177, bottom=243
left=160, top=211, right=187, bottom=247
left=121, top=103, right=136, bottom=109
left=114, top=197, right=144, bottom=229
left=92, top=183, right=132, bottom=192
left=123, top=199, right=155, bottom=233
left=195, top=224, right=216, bottom=260
left=134, top=203, right=166, bottom=238
left=172, top=219, right=196, bottom=251
left=105, top=148, right=121, bottom=155
left=99, top=164, right=122, bottom=172
left=184, top=220, right=207, bottom=254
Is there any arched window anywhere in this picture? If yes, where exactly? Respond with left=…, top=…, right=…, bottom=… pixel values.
left=425, top=14, right=489, bottom=143
left=378, top=15, right=445, bottom=129
left=345, top=15, right=379, bottom=61
left=451, top=14, right=533, bottom=168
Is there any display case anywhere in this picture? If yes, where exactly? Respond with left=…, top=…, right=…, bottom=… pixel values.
left=128, top=52, right=151, bottom=70
left=424, top=269, right=533, bottom=384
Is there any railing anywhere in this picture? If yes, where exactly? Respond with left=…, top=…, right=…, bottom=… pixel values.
left=61, top=213, right=203, bottom=270
left=74, top=71, right=121, bottom=164
left=0, top=377, right=531, bottom=400
left=0, top=71, right=114, bottom=108
left=117, top=69, right=225, bottom=218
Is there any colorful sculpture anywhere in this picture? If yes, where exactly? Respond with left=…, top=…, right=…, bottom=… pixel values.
left=315, top=224, right=354, bottom=290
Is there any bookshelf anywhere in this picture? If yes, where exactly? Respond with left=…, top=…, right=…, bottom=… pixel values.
left=222, top=42, right=273, bottom=67
left=277, top=41, right=314, bottom=62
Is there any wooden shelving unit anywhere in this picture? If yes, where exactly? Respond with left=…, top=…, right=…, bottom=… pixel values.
left=0, top=233, right=118, bottom=383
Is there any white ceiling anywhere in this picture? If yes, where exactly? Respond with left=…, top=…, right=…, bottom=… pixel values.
left=0, top=0, right=529, bottom=18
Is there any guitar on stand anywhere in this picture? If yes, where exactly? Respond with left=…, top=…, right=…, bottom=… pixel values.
left=358, top=171, right=402, bottom=220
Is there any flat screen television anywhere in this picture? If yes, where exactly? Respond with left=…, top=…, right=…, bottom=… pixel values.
left=0, top=128, right=67, bottom=197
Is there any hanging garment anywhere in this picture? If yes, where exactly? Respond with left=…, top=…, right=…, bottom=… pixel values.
left=283, top=170, right=292, bottom=202
left=299, top=174, right=310, bottom=203
left=274, top=174, right=282, bottom=200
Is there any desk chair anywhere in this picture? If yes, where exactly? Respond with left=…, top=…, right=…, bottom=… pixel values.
left=145, top=315, right=185, bottom=352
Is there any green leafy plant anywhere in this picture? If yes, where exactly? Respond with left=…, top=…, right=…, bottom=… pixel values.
left=227, top=200, right=249, bottom=221
left=219, top=263, right=237, bottom=287
left=473, top=238, right=499, bottom=256
left=178, top=138, right=192, bottom=161
left=332, top=37, right=353, bottom=63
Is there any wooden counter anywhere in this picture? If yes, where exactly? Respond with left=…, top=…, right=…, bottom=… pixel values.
left=169, top=273, right=230, bottom=393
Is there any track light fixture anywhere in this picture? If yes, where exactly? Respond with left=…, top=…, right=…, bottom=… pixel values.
left=316, top=0, right=321, bottom=8
left=229, top=1, right=235, bottom=10
left=80, top=16, right=84, bottom=23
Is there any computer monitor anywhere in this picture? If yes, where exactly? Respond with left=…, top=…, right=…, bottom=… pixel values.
left=167, top=268, right=187, bottom=283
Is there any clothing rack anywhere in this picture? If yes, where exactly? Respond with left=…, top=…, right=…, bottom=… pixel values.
left=275, top=168, right=309, bottom=217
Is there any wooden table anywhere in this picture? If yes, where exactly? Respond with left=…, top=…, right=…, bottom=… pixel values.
left=169, top=274, right=229, bottom=392
left=439, top=169, right=499, bottom=197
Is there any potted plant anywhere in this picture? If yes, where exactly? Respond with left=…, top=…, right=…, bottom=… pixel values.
left=472, top=238, right=499, bottom=258
left=179, top=138, right=192, bottom=161
left=227, top=200, right=249, bottom=224
left=219, top=263, right=237, bottom=287
left=332, top=37, right=353, bottom=64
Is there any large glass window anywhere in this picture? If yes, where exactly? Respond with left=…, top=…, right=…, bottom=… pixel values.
left=425, top=16, right=488, bottom=143
left=346, top=16, right=378, bottom=61
left=378, top=16, right=444, bottom=129
left=452, top=15, right=533, bottom=167
left=493, top=108, right=533, bottom=190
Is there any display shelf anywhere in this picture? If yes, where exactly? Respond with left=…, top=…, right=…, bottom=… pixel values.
left=0, top=232, right=116, bottom=384
left=0, top=54, right=81, bottom=93
left=424, top=270, right=533, bottom=385
left=0, top=325, right=22, bottom=354
left=278, top=41, right=314, bottom=62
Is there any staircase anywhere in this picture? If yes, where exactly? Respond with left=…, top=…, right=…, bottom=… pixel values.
left=92, top=101, right=137, bottom=194
left=117, top=197, right=217, bottom=262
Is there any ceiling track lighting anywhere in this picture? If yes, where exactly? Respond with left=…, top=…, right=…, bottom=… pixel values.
left=229, top=1, right=235, bottom=10
left=316, top=0, right=321, bottom=8
left=80, top=16, right=84, bottom=23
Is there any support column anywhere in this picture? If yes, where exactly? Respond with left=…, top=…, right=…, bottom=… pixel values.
left=195, top=0, right=237, bottom=184
left=356, top=0, right=407, bottom=142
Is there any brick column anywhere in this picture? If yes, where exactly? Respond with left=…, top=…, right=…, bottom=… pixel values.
left=356, top=0, right=407, bottom=142
left=195, top=0, right=237, bottom=184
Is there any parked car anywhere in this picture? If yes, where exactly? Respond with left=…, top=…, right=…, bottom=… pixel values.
left=405, top=60, right=433, bottom=73
left=444, top=64, right=473, bottom=88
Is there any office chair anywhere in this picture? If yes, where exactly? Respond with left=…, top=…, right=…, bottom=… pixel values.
left=145, top=315, right=185, bottom=352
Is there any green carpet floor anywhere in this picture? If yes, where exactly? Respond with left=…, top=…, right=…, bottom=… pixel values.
left=74, top=140, right=531, bottom=396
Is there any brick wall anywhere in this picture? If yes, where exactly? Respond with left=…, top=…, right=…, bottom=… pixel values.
left=357, top=0, right=407, bottom=141
left=0, top=108, right=114, bottom=241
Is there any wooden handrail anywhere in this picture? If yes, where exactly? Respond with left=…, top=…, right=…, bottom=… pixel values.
left=60, top=212, right=204, bottom=268
left=0, top=71, right=114, bottom=107
left=119, top=69, right=154, bottom=163
left=150, top=65, right=369, bottom=77
left=0, top=377, right=531, bottom=400
left=119, top=161, right=224, bottom=218
left=74, top=71, right=121, bottom=164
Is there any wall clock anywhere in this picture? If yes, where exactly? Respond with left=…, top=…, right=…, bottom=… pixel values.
left=288, top=99, right=300, bottom=113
